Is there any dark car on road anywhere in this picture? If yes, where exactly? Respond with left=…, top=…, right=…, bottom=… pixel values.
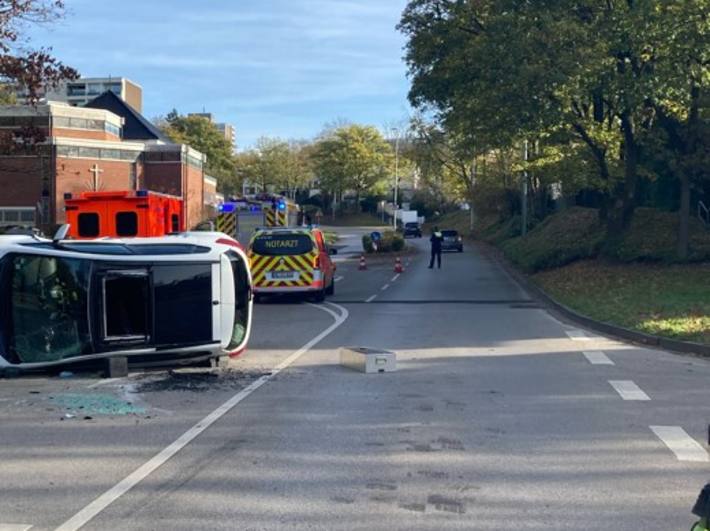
left=441, top=229, right=463, bottom=252
left=402, top=222, right=422, bottom=238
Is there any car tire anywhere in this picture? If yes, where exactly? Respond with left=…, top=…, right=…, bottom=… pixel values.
left=458, top=246, right=463, bottom=253
left=326, top=278, right=335, bottom=295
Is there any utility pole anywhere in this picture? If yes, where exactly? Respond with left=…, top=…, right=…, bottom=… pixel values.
left=522, top=140, right=529, bottom=237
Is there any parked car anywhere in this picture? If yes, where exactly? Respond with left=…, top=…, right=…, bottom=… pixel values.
left=248, top=226, right=337, bottom=302
left=0, top=228, right=253, bottom=372
left=402, top=222, right=422, bottom=238
left=441, top=229, right=464, bottom=252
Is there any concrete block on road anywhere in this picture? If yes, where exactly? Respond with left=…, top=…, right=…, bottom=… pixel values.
left=103, top=356, right=128, bottom=378
left=340, top=347, right=396, bottom=374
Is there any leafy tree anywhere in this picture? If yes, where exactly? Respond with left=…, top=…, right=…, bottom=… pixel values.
left=312, top=124, right=394, bottom=211
left=399, top=0, right=709, bottom=258
left=234, top=137, right=313, bottom=197
left=1, top=1, right=78, bottom=102
left=160, top=112, right=237, bottom=183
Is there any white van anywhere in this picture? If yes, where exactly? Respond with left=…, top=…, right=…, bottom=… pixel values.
left=0, top=230, right=252, bottom=371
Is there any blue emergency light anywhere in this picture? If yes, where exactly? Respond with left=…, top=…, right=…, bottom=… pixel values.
left=278, top=201, right=286, bottom=211
left=218, top=203, right=236, bottom=213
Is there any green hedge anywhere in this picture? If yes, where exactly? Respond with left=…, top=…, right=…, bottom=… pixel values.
left=604, top=208, right=710, bottom=263
left=362, top=230, right=405, bottom=254
left=500, top=207, right=605, bottom=272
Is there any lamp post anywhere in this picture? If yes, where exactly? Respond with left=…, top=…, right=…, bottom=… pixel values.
left=391, top=128, right=400, bottom=230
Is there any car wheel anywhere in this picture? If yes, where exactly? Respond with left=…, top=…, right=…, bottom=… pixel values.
left=325, top=278, right=335, bottom=295
left=458, top=246, right=463, bottom=252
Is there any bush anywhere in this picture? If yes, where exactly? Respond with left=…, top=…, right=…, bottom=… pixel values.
left=362, top=230, right=404, bottom=253
left=604, top=207, right=710, bottom=263
left=362, top=234, right=375, bottom=253
left=500, top=207, right=605, bottom=272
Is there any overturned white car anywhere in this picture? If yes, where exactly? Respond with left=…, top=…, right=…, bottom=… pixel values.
left=0, top=229, right=252, bottom=371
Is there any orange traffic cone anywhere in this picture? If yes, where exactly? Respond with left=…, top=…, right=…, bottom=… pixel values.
left=394, top=257, right=404, bottom=273
left=359, top=255, right=368, bottom=271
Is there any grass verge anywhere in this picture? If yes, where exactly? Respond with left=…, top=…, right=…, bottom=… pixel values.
left=533, top=260, right=710, bottom=345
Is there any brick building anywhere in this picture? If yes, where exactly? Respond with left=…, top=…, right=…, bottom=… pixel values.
left=0, top=92, right=217, bottom=231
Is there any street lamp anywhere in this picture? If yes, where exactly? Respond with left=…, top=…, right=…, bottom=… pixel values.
left=391, top=128, right=400, bottom=230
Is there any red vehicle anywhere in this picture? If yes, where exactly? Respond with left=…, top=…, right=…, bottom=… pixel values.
left=64, top=190, right=184, bottom=239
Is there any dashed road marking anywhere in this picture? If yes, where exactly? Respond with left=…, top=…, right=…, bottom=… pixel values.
left=391, top=274, right=400, bottom=282
left=54, top=303, right=350, bottom=531
left=609, top=380, right=650, bottom=401
left=335, top=276, right=344, bottom=283
left=650, top=426, right=709, bottom=462
left=566, top=329, right=592, bottom=341
left=583, top=351, right=614, bottom=365
left=381, top=284, right=390, bottom=291
left=0, top=525, right=33, bottom=531
left=366, top=295, right=378, bottom=303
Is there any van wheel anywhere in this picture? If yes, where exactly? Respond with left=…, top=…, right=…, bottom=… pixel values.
left=325, top=279, right=335, bottom=296
left=312, top=289, right=326, bottom=303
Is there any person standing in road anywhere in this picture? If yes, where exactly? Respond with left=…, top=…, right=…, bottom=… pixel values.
left=429, top=226, right=443, bottom=269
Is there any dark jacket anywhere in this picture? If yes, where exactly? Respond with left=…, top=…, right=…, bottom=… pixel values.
left=430, top=232, right=443, bottom=252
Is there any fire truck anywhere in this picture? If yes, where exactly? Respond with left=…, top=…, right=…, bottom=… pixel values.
left=64, top=190, right=184, bottom=240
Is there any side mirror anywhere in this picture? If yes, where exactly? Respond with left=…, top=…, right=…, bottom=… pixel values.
left=328, top=248, right=338, bottom=255
left=53, top=224, right=70, bottom=243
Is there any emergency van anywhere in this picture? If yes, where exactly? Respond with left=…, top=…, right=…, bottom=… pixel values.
left=248, top=227, right=337, bottom=302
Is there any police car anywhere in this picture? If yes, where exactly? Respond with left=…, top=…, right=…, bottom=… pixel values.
left=248, top=227, right=337, bottom=302
left=0, top=227, right=253, bottom=371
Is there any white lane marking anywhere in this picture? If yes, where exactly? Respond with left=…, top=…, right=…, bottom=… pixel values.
left=650, top=426, right=709, bottom=462
left=365, top=295, right=377, bottom=303
left=566, top=329, right=592, bottom=341
left=391, top=274, right=400, bottom=282
left=583, top=351, right=614, bottom=365
left=87, top=377, right=124, bottom=389
left=381, top=284, right=390, bottom=291
left=609, top=380, right=650, bottom=401
left=0, top=525, right=33, bottom=531
left=335, top=276, right=344, bottom=283
left=55, top=303, right=350, bottom=531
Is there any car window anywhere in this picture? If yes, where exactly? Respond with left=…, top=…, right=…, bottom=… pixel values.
left=442, top=230, right=458, bottom=237
left=251, top=233, right=313, bottom=256
left=8, top=254, right=91, bottom=363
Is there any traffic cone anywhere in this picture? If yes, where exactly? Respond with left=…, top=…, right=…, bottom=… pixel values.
left=394, top=257, right=404, bottom=273
left=359, top=255, right=368, bottom=271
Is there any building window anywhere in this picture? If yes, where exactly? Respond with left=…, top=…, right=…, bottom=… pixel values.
left=57, top=145, right=140, bottom=162
left=78, top=213, right=100, bottom=237
left=67, top=84, right=86, bottom=96
left=115, top=212, right=138, bottom=237
left=171, top=214, right=180, bottom=232
left=105, top=122, right=121, bottom=137
left=184, top=154, right=203, bottom=170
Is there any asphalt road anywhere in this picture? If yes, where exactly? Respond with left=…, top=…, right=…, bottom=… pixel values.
left=1, top=228, right=710, bottom=530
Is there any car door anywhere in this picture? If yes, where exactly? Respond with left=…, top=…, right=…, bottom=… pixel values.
left=314, top=231, right=333, bottom=285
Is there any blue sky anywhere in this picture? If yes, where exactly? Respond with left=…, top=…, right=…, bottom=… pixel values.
left=29, top=0, right=412, bottom=149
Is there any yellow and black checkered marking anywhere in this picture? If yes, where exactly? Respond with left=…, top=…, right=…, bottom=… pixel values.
left=216, top=212, right=237, bottom=237
left=264, top=207, right=288, bottom=227
left=249, top=252, right=316, bottom=288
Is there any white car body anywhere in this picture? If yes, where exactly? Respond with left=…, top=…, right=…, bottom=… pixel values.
left=0, top=231, right=252, bottom=371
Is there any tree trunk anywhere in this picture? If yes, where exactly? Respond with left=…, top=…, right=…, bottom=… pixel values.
left=677, top=83, right=701, bottom=261
left=608, top=112, right=639, bottom=235
left=677, top=172, right=690, bottom=260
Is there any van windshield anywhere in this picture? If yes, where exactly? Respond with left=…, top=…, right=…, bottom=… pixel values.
left=252, top=233, right=313, bottom=256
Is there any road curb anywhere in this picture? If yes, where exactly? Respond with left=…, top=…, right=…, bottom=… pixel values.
left=474, top=240, right=710, bottom=358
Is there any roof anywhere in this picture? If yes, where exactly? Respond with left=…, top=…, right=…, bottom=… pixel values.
left=85, top=91, right=172, bottom=142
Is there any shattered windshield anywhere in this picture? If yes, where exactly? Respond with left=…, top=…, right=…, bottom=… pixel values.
left=9, top=254, right=91, bottom=363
